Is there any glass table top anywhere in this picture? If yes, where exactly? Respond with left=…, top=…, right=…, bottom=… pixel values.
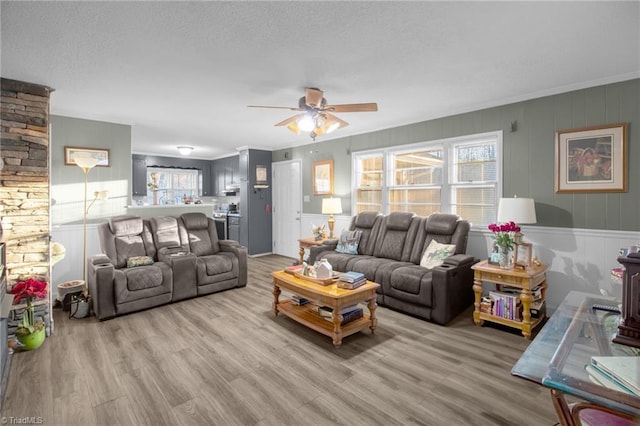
left=512, top=291, right=640, bottom=417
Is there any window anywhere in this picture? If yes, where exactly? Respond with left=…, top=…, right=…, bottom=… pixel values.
left=354, top=153, right=383, bottom=213
left=352, top=131, right=502, bottom=226
left=147, top=167, right=201, bottom=204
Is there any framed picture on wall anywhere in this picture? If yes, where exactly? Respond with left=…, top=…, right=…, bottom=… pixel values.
left=555, top=123, right=627, bottom=193
left=312, top=159, right=334, bottom=195
left=64, top=146, right=110, bottom=167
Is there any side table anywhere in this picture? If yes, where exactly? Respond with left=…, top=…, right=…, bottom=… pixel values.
left=298, top=236, right=326, bottom=264
left=472, top=260, right=549, bottom=339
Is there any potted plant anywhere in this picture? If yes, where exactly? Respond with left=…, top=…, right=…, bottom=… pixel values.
left=10, top=277, right=48, bottom=350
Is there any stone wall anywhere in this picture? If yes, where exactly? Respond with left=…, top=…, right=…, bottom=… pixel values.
left=0, top=78, right=52, bottom=334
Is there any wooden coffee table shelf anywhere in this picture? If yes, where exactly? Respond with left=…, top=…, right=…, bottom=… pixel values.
left=272, top=270, right=379, bottom=348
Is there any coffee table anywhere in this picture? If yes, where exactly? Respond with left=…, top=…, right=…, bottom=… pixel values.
left=271, top=270, right=380, bottom=348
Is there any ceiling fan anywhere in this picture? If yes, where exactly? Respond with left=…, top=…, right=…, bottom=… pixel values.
left=248, top=88, right=378, bottom=139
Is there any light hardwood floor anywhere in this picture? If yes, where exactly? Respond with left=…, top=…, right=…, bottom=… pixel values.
left=2, top=255, right=558, bottom=425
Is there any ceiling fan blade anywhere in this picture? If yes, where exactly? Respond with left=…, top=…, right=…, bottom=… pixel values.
left=304, top=88, right=324, bottom=108
left=324, top=112, right=349, bottom=129
left=274, top=114, right=303, bottom=127
left=324, top=103, right=378, bottom=113
left=248, top=105, right=303, bottom=111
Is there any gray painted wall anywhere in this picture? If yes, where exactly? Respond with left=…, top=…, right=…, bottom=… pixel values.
left=273, top=78, right=639, bottom=231
left=51, top=115, right=131, bottom=225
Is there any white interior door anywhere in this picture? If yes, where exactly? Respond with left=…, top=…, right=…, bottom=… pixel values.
left=272, top=160, right=301, bottom=259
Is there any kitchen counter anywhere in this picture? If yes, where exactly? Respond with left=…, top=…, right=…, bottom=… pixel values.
left=126, top=203, right=215, bottom=219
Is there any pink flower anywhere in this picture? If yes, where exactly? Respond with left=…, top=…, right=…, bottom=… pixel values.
left=11, top=278, right=48, bottom=304
left=487, top=221, right=521, bottom=250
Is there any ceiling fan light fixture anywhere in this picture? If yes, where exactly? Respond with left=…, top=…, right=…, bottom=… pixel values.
left=286, top=122, right=302, bottom=135
left=249, top=88, right=377, bottom=140
left=326, top=122, right=341, bottom=134
left=298, top=114, right=315, bottom=132
left=177, top=146, right=194, bottom=156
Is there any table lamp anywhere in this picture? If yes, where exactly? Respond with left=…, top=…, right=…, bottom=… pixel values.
left=321, top=197, right=342, bottom=239
left=497, top=196, right=537, bottom=241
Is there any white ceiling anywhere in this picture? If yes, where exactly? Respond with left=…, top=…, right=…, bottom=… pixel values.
left=2, top=1, right=639, bottom=160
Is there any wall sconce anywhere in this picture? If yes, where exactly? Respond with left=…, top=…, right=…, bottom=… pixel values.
left=321, top=197, right=343, bottom=239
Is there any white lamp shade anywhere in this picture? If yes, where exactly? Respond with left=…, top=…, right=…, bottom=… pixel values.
left=322, top=197, right=343, bottom=215
left=74, top=156, right=100, bottom=169
left=497, top=197, right=537, bottom=224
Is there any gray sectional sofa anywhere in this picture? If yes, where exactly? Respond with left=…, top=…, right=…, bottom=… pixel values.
left=87, top=212, right=248, bottom=320
left=309, top=211, right=475, bottom=325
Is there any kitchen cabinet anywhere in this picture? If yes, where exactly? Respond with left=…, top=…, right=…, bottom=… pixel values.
left=200, top=165, right=212, bottom=197
left=228, top=215, right=240, bottom=242
left=212, top=155, right=239, bottom=195
left=132, top=157, right=148, bottom=196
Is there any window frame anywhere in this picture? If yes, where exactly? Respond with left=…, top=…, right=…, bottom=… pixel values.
left=146, top=167, right=201, bottom=204
left=351, top=131, right=503, bottom=227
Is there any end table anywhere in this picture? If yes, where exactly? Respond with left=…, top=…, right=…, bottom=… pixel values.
left=298, top=236, right=326, bottom=264
left=472, top=260, right=549, bottom=339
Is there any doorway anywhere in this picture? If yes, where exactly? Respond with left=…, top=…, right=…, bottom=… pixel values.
left=272, top=160, right=301, bottom=260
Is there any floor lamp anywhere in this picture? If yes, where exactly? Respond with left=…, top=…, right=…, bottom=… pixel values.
left=75, top=157, right=100, bottom=283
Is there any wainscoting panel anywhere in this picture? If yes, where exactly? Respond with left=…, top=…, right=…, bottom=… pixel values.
left=467, top=225, right=639, bottom=312
left=51, top=224, right=102, bottom=299
left=302, top=214, right=640, bottom=314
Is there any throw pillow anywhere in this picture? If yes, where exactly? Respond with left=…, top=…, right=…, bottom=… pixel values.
left=335, top=230, right=363, bottom=254
left=420, top=240, right=456, bottom=269
left=126, top=255, right=154, bottom=268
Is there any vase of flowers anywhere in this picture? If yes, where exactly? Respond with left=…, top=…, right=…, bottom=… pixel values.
left=488, top=221, right=521, bottom=269
left=148, top=172, right=159, bottom=205
left=311, top=224, right=326, bottom=241
left=10, top=277, right=48, bottom=350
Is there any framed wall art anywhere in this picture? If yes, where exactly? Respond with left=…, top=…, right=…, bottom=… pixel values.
left=312, top=159, right=334, bottom=195
left=555, top=123, right=627, bottom=193
left=64, top=146, right=110, bottom=167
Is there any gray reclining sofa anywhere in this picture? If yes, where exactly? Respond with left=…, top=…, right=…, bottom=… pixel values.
left=309, top=211, right=475, bottom=325
left=87, top=212, right=248, bottom=320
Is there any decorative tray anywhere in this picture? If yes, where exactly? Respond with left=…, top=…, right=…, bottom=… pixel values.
left=284, top=268, right=341, bottom=286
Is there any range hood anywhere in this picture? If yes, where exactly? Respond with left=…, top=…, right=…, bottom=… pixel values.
left=221, top=183, right=239, bottom=196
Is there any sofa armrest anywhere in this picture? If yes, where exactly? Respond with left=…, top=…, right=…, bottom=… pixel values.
left=157, top=246, right=189, bottom=265
left=308, top=240, right=339, bottom=264
left=442, top=254, right=476, bottom=267
left=168, top=252, right=197, bottom=301
left=430, top=257, right=477, bottom=325
left=220, top=240, right=248, bottom=287
left=87, top=254, right=116, bottom=321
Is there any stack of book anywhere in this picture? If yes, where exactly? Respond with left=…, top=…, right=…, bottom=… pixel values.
left=317, top=305, right=363, bottom=325
left=337, top=271, right=366, bottom=289
left=290, top=295, right=309, bottom=306
left=529, top=284, right=545, bottom=318
left=489, top=290, right=521, bottom=321
left=587, top=356, right=640, bottom=396
left=485, top=284, right=545, bottom=321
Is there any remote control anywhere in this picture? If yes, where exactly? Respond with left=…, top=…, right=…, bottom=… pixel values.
left=591, top=304, right=621, bottom=314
